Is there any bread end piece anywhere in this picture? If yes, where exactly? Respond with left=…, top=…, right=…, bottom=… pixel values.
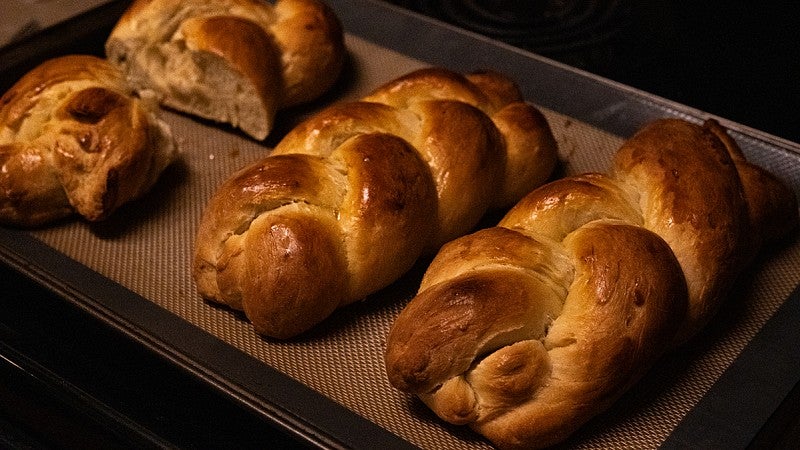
left=0, top=55, right=178, bottom=227
left=105, top=0, right=345, bottom=140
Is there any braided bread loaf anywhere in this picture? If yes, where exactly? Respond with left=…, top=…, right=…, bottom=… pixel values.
left=105, top=0, right=344, bottom=140
left=0, top=55, right=177, bottom=227
left=193, top=67, right=558, bottom=338
left=384, top=118, right=798, bottom=449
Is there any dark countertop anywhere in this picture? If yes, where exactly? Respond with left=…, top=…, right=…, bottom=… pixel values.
left=0, top=262, right=305, bottom=449
left=1, top=1, right=799, bottom=448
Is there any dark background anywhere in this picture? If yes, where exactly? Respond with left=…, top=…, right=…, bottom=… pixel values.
left=386, top=1, right=800, bottom=144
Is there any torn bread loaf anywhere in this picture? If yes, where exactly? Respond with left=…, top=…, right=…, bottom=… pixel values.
left=105, top=0, right=345, bottom=140
left=0, top=55, right=177, bottom=227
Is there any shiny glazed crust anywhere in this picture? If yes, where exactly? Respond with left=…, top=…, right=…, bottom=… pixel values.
left=192, top=67, right=559, bottom=339
left=0, top=55, right=177, bottom=227
left=384, top=118, right=799, bottom=449
left=105, top=0, right=344, bottom=140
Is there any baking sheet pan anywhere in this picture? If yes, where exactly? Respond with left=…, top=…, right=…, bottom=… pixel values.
left=2, top=0, right=800, bottom=448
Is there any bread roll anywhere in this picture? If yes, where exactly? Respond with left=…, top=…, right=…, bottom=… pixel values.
left=0, top=55, right=177, bottom=227
left=193, top=67, right=559, bottom=338
left=384, top=118, right=798, bottom=449
left=105, top=0, right=345, bottom=140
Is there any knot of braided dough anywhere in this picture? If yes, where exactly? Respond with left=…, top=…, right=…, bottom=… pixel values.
left=105, top=0, right=345, bottom=140
left=193, top=67, right=559, bottom=338
left=385, top=118, right=798, bottom=449
left=0, top=55, right=177, bottom=228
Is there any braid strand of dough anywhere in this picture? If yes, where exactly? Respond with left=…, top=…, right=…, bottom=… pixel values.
left=193, top=67, right=559, bottom=338
left=384, top=118, right=798, bottom=449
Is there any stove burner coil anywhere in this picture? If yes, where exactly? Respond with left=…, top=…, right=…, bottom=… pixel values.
left=388, top=0, right=632, bottom=68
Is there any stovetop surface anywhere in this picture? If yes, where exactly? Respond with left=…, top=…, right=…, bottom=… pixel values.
left=386, top=1, right=800, bottom=144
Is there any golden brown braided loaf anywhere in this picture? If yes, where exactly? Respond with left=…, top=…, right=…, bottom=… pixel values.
left=193, top=67, right=559, bottom=338
left=105, top=0, right=344, bottom=140
left=385, top=118, right=798, bottom=449
left=0, top=55, right=177, bottom=227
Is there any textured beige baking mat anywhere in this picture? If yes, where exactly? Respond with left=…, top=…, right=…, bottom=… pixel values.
left=29, top=35, right=800, bottom=449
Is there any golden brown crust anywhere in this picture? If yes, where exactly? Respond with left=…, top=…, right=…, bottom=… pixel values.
left=613, top=119, right=751, bottom=340
left=703, top=119, right=799, bottom=249
left=105, top=0, right=344, bottom=140
left=180, top=15, right=283, bottom=113
left=385, top=118, right=798, bottom=449
left=0, top=55, right=177, bottom=227
left=271, top=0, right=345, bottom=105
left=193, top=67, right=558, bottom=338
